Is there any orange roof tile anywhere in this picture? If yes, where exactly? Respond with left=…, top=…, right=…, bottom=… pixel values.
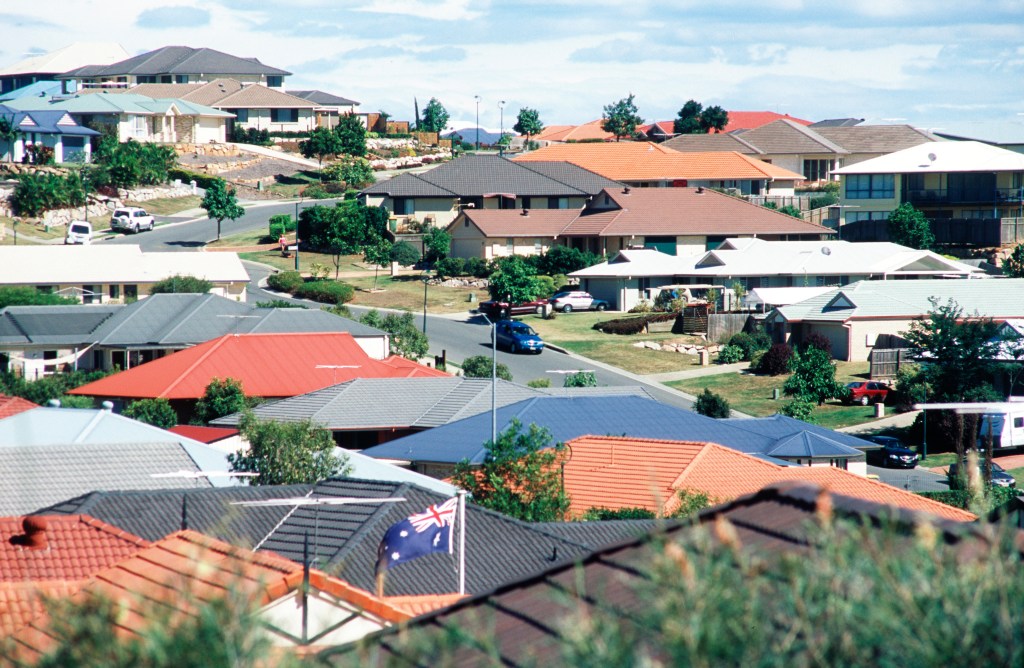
left=533, top=120, right=615, bottom=142
left=562, top=436, right=976, bottom=522
left=0, top=581, right=83, bottom=636
left=0, top=395, right=39, bottom=420
left=68, top=332, right=447, bottom=400
left=717, top=111, right=813, bottom=133
left=384, top=593, right=466, bottom=617
left=514, top=142, right=804, bottom=182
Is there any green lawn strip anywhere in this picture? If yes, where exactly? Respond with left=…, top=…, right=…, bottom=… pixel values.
left=144, top=195, right=203, bottom=216
left=557, top=339, right=701, bottom=376
left=1007, top=467, right=1024, bottom=486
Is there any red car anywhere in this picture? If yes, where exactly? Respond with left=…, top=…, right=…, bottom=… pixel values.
left=477, top=299, right=548, bottom=319
left=845, top=381, right=889, bottom=405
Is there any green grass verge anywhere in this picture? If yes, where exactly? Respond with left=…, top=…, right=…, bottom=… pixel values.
left=1008, top=467, right=1024, bottom=486
left=143, top=195, right=203, bottom=215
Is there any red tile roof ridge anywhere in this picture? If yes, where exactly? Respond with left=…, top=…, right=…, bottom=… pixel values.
left=300, top=571, right=413, bottom=623
left=669, top=442, right=747, bottom=491
left=75, top=515, right=153, bottom=548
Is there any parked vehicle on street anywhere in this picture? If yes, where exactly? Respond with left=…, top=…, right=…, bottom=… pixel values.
left=844, top=381, right=889, bottom=405
left=110, top=207, right=155, bottom=234
left=550, top=291, right=609, bottom=313
left=948, top=457, right=1016, bottom=488
left=493, top=320, right=544, bottom=354
left=64, top=220, right=92, bottom=245
left=478, top=299, right=548, bottom=319
left=863, top=435, right=919, bottom=469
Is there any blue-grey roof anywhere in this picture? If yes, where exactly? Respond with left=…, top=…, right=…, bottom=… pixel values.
left=59, top=46, right=291, bottom=78
left=0, top=103, right=99, bottom=136
left=289, top=89, right=359, bottom=106
left=722, top=414, right=874, bottom=457
left=360, top=395, right=776, bottom=465
left=0, top=80, right=63, bottom=102
left=0, top=304, right=120, bottom=345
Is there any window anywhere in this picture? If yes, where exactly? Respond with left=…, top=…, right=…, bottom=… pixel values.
left=175, top=75, right=189, bottom=83
left=803, top=159, right=831, bottom=182
left=1014, top=417, right=1024, bottom=429
left=83, top=285, right=101, bottom=304
left=534, top=239, right=542, bottom=253
left=270, top=108, right=299, bottom=123
left=234, top=108, right=249, bottom=123
left=846, top=211, right=890, bottom=223
left=547, top=196, right=568, bottom=209
left=506, top=238, right=514, bottom=253
left=136, top=75, right=157, bottom=84
left=522, top=197, right=532, bottom=209
left=109, top=284, right=120, bottom=300
left=846, top=174, right=894, bottom=199
left=829, top=458, right=849, bottom=470
left=124, top=285, right=138, bottom=302
left=266, top=76, right=283, bottom=88
left=392, top=198, right=414, bottom=215
left=160, top=75, right=172, bottom=83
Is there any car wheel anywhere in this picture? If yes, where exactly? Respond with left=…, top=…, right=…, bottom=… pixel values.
left=535, top=305, right=543, bottom=314
left=595, top=303, right=607, bottom=311
left=148, top=221, right=155, bottom=231
left=510, top=342, right=518, bottom=354
left=859, top=396, right=870, bottom=406
left=562, top=304, right=573, bottom=313
left=133, top=223, right=139, bottom=234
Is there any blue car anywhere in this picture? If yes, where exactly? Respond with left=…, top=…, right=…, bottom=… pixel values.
left=494, top=320, right=544, bottom=354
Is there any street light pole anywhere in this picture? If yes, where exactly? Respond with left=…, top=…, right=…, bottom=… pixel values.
left=474, top=95, right=481, bottom=150
left=498, top=100, right=506, bottom=155
left=479, top=313, right=498, bottom=446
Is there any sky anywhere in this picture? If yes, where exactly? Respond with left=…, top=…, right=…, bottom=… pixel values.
left=3, top=1, right=1024, bottom=138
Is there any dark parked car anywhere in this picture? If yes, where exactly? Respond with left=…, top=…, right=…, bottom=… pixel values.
left=844, top=381, right=889, bottom=406
left=863, top=435, right=919, bottom=469
left=493, top=320, right=544, bottom=354
left=948, top=458, right=1017, bottom=488
left=478, top=299, right=548, bottom=319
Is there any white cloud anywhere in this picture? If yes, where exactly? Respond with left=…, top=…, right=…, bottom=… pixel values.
left=354, top=0, right=488, bottom=20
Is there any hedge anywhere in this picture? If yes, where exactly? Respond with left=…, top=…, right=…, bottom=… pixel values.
left=267, top=271, right=305, bottom=293
left=917, top=487, right=1019, bottom=513
left=592, top=312, right=676, bottom=335
left=168, top=168, right=224, bottom=190
left=293, top=280, right=355, bottom=305
left=268, top=130, right=313, bottom=139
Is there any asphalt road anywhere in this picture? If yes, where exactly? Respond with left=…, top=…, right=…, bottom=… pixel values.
left=867, top=464, right=948, bottom=492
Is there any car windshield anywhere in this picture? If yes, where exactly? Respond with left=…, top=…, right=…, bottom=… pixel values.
left=846, top=382, right=864, bottom=389
left=70, top=225, right=89, bottom=234
left=511, top=324, right=536, bottom=335
left=552, top=292, right=570, bottom=299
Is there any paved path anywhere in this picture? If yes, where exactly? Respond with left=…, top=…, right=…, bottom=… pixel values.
left=838, top=409, right=920, bottom=434
left=232, top=142, right=320, bottom=169
left=644, top=362, right=750, bottom=383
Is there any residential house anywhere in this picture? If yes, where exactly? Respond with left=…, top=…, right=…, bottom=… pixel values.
left=0, top=103, right=100, bottom=163
left=559, top=435, right=973, bottom=521
left=43, top=478, right=655, bottom=597
left=67, top=332, right=448, bottom=417
left=832, top=140, right=1024, bottom=245
left=448, top=186, right=831, bottom=261
left=0, top=246, right=249, bottom=304
left=360, top=395, right=869, bottom=479
left=571, top=237, right=979, bottom=311
left=640, top=110, right=814, bottom=141
left=514, top=141, right=805, bottom=195
left=0, top=42, right=128, bottom=94
left=0, top=395, right=38, bottom=420
left=360, top=154, right=620, bottom=230
left=531, top=119, right=616, bottom=145
left=58, top=45, right=291, bottom=90
left=330, top=481, right=1008, bottom=667
left=210, top=376, right=654, bottom=449
left=766, top=278, right=1024, bottom=361
left=0, top=304, right=120, bottom=378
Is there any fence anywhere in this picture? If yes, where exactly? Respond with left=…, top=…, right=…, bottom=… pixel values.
left=869, top=348, right=915, bottom=380
left=707, top=313, right=753, bottom=342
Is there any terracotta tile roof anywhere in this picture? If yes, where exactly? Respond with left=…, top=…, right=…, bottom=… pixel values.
left=67, top=332, right=447, bottom=400
left=0, top=581, right=80, bottom=636
left=719, top=111, right=813, bottom=133
left=383, top=593, right=466, bottom=617
left=0, top=395, right=39, bottom=420
left=514, top=142, right=804, bottom=182
left=562, top=436, right=976, bottom=522
left=166, top=425, right=239, bottom=443
left=533, top=120, right=615, bottom=142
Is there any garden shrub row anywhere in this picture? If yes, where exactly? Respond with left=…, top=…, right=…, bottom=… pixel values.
left=293, top=280, right=355, bottom=305
left=917, top=486, right=1018, bottom=512
left=267, top=271, right=305, bottom=293
left=592, top=312, right=677, bottom=335
left=168, top=168, right=224, bottom=190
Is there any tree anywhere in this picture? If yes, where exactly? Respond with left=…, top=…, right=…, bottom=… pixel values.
left=334, top=112, right=367, bottom=157
left=363, top=236, right=393, bottom=290
left=699, top=105, right=729, bottom=133
left=229, top=411, right=349, bottom=485
left=513, top=107, right=544, bottom=144
left=390, top=240, right=421, bottom=267
left=887, top=202, right=934, bottom=250
left=201, top=179, right=245, bottom=241
left=299, top=126, right=343, bottom=178
left=149, top=274, right=213, bottom=294
left=779, top=397, right=817, bottom=423
left=123, top=398, right=178, bottom=429
left=0, top=286, right=77, bottom=309
left=419, top=98, right=450, bottom=133
left=299, top=200, right=389, bottom=279
left=564, top=371, right=597, bottom=388
left=601, top=94, right=643, bottom=141
left=450, top=419, right=569, bottom=522
left=193, top=377, right=248, bottom=424
left=778, top=204, right=803, bottom=218
left=360, top=309, right=429, bottom=359
left=694, top=388, right=731, bottom=418
left=1002, top=243, right=1024, bottom=278
left=462, top=354, right=513, bottom=381
left=324, top=157, right=375, bottom=188
left=488, top=256, right=542, bottom=303
left=673, top=99, right=703, bottom=135
left=421, top=227, right=451, bottom=265
left=782, top=347, right=847, bottom=405
left=0, top=115, right=17, bottom=163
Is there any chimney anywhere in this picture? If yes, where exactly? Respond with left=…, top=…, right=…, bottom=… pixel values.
left=21, top=516, right=48, bottom=551
left=521, top=209, right=529, bottom=216
left=622, top=186, right=631, bottom=195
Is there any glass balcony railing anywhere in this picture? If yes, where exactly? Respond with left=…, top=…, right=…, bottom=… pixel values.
left=904, top=188, right=1024, bottom=205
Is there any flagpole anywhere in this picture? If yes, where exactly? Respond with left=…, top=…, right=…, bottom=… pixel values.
left=457, top=490, right=467, bottom=595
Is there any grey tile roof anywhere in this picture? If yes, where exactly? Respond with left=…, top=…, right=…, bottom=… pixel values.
left=39, top=484, right=314, bottom=546
left=814, top=124, right=939, bottom=155
left=515, top=161, right=623, bottom=193
left=662, top=132, right=764, bottom=154
left=736, top=119, right=848, bottom=155
left=2, top=442, right=213, bottom=516
left=289, top=90, right=360, bottom=106
left=537, top=519, right=659, bottom=546
left=61, top=46, right=290, bottom=78
left=0, top=304, right=120, bottom=345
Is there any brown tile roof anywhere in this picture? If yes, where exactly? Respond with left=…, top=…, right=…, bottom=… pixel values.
left=658, top=132, right=763, bottom=154
left=178, top=77, right=244, bottom=106
left=561, top=435, right=976, bottom=522
left=112, top=83, right=205, bottom=99
left=729, top=119, right=847, bottom=154
left=0, top=395, right=39, bottom=420
left=814, top=124, right=939, bottom=154
left=457, top=209, right=579, bottom=237
left=214, top=83, right=318, bottom=109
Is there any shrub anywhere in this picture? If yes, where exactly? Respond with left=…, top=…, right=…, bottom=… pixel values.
left=582, top=507, right=656, bottom=520
left=592, top=312, right=676, bottom=335
left=564, top=371, right=597, bottom=388
left=10, top=172, right=85, bottom=217
left=727, top=332, right=754, bottom=359
left=533, top=275, right=556, bottom=298
left=390, top=241, right=421, bottom=267
left=267, top=271, right=305, bottom=293
left=694, top=388, right=730, bottom=418
left=434, top=257, right=466, bottom=278
left=300, top=183, right=334, bottom=199
left=527, top=378, right=551, bottom=388
left=293, top=280, right=355, bottom=305
left=123, top=398, right=178, bottom=429
left=802, top=331, right=833, bottom=355
left=255, top=299, right=306, bottom=309
left=779, top=398, right=816, bottom=422
left=809, top=193, right=838, bottom=209
left=628, top=300, right=654, bottom=314
left=717, top=345, right=744, bottom=364
left=757, top=343, right=794, bottom=376
left=167, top=167, right=223, bottom=190
left=149, top=275, right=213, bottom=294
left=268, top=214, right=296, bottom=239
left=462, top=354, right=513, bottom=381
left=464, top=257, right=492, bottom=278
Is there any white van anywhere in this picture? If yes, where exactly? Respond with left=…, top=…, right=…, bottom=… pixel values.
left=978, top=402, right=1024, bottom=449
left=65, top=220, right=92, bottom=245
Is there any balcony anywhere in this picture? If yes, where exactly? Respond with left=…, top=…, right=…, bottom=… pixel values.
left=905, top=187, right=1024, bottom=207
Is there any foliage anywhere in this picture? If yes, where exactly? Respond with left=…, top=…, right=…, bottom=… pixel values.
left=527, top=245, right=602, bottom=275
left=323, top=156, right=375, bottom=188
left=591, top=312, right=676, bottom=335
left=434, top=256, right=466, bottom=278
left=0, top=286, right=78, bottom=309
left=464, top=256, right=491, bottom=278
left=363, top=236, right=393, bottom=290
left=694, top=388, right=731, bottom=418
left=298, top=201, right=389, bottom=277
left=0, top=116, right=17, bottom=162
left=421, top=227, right=451, bottom=264
left=717, top=345, right=744, bottom=364
left=513, top=107, right=544, bottom=142
left=887, top=202, right=934, bottom=250
left=122, top=398, right=178, bottom=429
left=783, top=347, right=847, bottom=405
left=390, top=240, right=422, bottom=266
left=527, top=378, right=551, bottom=388
left=778, top=204, right=803, bottom=218
left=254, top=299, right=305, bottom=309
left=149, top=275, right=213, bottom=294
left=25, top=143, right=55, bottom=165
left=229, top=411, right=349, bottom=485
left=55, top=394, right=94, bottom=408
left=673, top=99, right=729, bottom=134
left=267, top=270, right=305, bottom=293
left=779, top=397, right=817, bottom=422
left=200, top=179, right=245, bottom=240
left=168, top=167, right=223, bottom=190
left=93, top=139, right=176, bottom=189
left=581, top=489, right=710, bottom=521
left=802, top=331, right=833, bottom=355
left=564, top=371, right=597, bottom=388
left=488, top=255, right=541, bottom=303
left=419, top=98, right=450, bottom=133
left=193, top=377, right=248, bottom=424
left=299, top=126, right=343, bottom=176
left=917, top=485, right=1019, bottom=513
left=601, top=93, right=644, bottom=141
left=461, top=354, right=513, bottom=381
left=334, top=112, right=367, bottom=157
left=268, top=213, right=296, bottom=239
left=10, top=171, right=86, bottom=217
left=809, top=193, right=838, bottom=209
left=582, top=506, right=656, bottom=520
left=756, top=343, right=794, bottom=376
left=1001, top=243, right=1024, bottom=278
left=0, top=368, right=110, bottom=406
left=674, top=489, right=713, bottom=517
left=293, top=280, right=355, bottom=305
left=360, top=309, right=429, bottom=359
left=727, top=330, right=771, bottom=361
left=450, top=419, right=569, bottom=522
left=230, top=126, right=272, bottom=145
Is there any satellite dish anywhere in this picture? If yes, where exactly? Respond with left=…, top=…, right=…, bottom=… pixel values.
left=928, top=152, right=937, bottom=162
left=821, top=247, right=832, bottom=256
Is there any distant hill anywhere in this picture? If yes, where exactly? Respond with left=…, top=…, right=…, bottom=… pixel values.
left=444, top=127, right=505, bottom=145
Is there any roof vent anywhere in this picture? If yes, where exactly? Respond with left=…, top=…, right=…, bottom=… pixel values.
left=623, top=186, right=631, bottom=195
left=821, top=246, right=832, bottom=256
left=101, top=401, right=114, bottom=411
left=20, top=516, right=48, bottom=551
left=48, top=399, right=61, bottom=408
left=521, top=208, right=529, bottom=216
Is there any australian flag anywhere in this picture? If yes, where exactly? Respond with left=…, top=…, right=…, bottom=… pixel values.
left=376, top=497, right=458, bottom=575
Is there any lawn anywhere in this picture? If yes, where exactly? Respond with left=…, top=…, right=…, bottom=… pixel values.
left=667, top=362, right=894, bottom=429
left=264, top=170, right=322, bottom=198
left=1009, top=467, right=1024, bottom=486
left=144, top=195, right=203, bottom=216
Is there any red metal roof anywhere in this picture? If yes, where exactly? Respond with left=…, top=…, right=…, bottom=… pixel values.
left=167, top=425, right=239, bottom=443
left=68, top=332, right=447, bottom=400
